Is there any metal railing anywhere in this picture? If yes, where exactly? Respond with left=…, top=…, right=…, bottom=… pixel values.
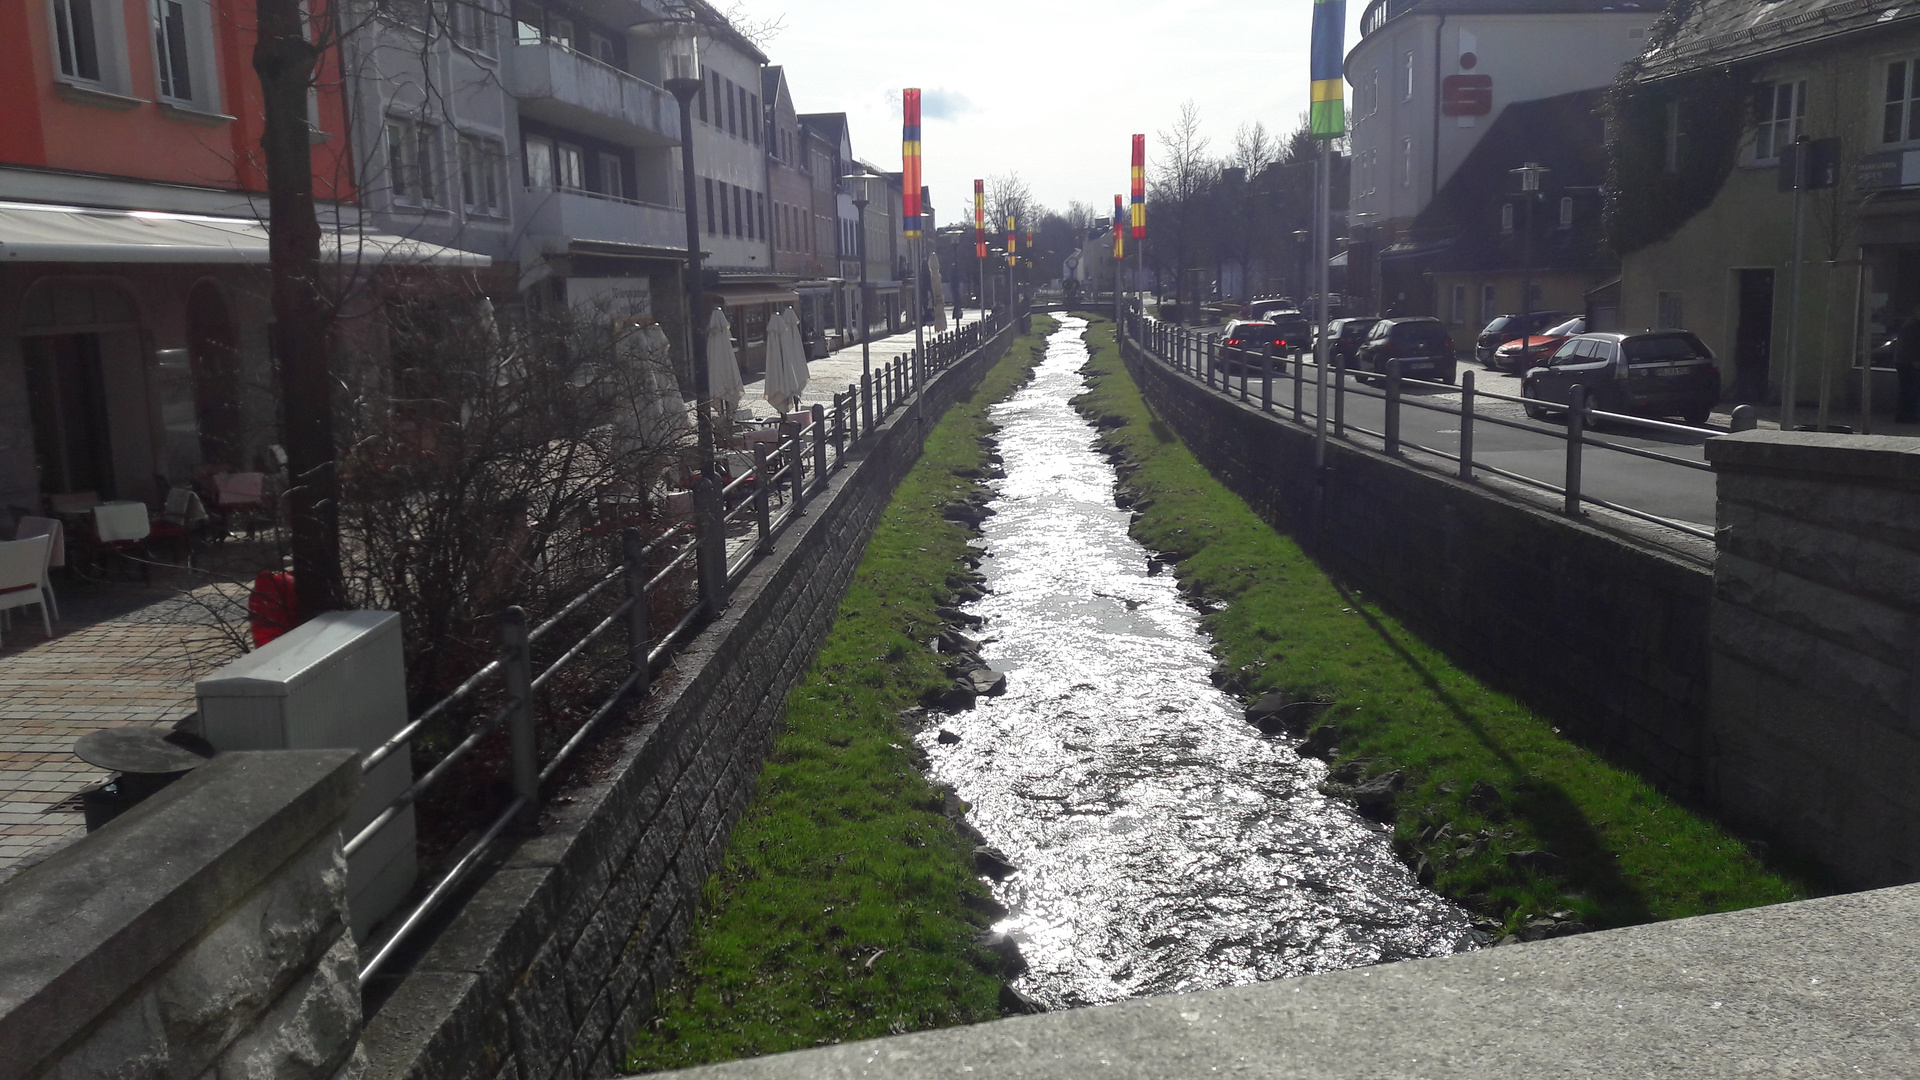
left=1128, top=312, right=1750, bottom=542
left=354, top=310, right=1013, bottom=985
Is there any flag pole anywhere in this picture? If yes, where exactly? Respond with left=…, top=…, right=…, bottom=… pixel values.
left=1309, top=0, right=1346, bottom=471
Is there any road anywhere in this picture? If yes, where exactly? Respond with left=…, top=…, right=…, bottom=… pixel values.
left=1158, top=323, right=1718, bottom=531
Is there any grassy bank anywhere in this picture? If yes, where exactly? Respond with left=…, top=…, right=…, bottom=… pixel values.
left=624, top=317, right=1056, bottom=1073
left=1070, top=315, right=1808, bottom=934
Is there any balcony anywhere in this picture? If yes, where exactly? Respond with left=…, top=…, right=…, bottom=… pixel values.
left=506, top=42, right=679, bottom=149
left=519, top=185, right=686, bottom=252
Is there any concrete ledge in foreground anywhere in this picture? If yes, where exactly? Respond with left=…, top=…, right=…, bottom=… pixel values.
left=635, top=883, right=1920, bottom=1078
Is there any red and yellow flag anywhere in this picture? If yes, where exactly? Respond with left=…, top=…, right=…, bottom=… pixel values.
left=1112, top=195, right=1125, bottom=259
left=902, top=89, right=922, bottom=238
left=1006, top=214, right=1016, bottom=266
left=973, top=179, right=986, bottom=259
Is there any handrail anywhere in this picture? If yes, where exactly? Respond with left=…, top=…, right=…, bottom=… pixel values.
left=1129, top=314, right=1724, bottom=540
left=355, top=308, right=1020, bottom=987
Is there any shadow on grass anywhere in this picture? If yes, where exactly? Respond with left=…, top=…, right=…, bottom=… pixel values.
left=1334, top=581, right=1655, bottom=927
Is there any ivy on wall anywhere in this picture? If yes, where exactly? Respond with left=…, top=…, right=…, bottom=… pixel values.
left=1602, top=0, right=1753, bottom=255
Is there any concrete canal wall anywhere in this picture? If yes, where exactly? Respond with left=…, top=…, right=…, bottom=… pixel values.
left=1117, top=331, right=1716, bottom=799
left=357, top=321, right=1023, bottom=1080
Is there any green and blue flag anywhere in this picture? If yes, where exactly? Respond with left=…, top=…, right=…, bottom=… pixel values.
left=1311, top=0, right=1345, bottom=139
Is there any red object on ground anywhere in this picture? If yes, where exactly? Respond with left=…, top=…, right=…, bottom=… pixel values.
left=249, top=571, right=296, bottom=648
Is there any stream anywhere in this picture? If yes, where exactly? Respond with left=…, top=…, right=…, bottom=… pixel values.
left=915, top=316, right=1477, bottom=1011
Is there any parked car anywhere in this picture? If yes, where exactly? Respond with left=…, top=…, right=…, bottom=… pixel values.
left=1353, top=317, right=1458, bottom=383
left=1245, top=297, right=1299, bottom=320
left=1319, top=317, right=1382, bottom=367
left=1520, top=331, right=1720, bottom=424
left=1217, top=320, right=1292, bottom=372
left=1491, top=316, right=1585, bottom=374
left=1476, top=310, right=1573, bottom=365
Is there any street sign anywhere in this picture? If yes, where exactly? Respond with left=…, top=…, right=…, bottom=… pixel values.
left=1856, top=148, right=1920, bottom=191
left=1778, top=137, right=1841, bottom=192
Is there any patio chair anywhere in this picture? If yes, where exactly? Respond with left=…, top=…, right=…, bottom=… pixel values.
left=150, top=486, right=208, bottom=563
left=13, top=516, right=63, bottom=621
left=92, top=501, right=152, bottom=581
left=0, top=534, right=54, bottom=647
left=212, top=471, right=267, bottom=538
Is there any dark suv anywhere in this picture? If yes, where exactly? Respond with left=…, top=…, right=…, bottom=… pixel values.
left=1521, top=331, right=1720, bottom=424
left=1354, top=317, right=1458, bottom=383
left=1476, top=311, right=1573, bottom=365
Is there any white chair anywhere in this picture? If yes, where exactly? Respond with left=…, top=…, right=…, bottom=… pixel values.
left=0, top=534, right=53, bottom=647
left=13, top=516, right=62, bottom=621
left=92, top=501, right=152, bottom=544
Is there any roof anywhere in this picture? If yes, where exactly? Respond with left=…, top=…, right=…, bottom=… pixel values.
left=1408, top=89, right=1614, bottom=275
left=0, top=201, right=490, bottom=266
left=1355, top=0, right=1662, bottom=58
left=1634, top=0, right=1920, bottom=80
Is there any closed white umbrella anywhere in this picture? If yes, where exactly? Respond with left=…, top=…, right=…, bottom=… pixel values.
left=763, top=307, right=803, bottom=414
left=706, top=306, right=746, bottom=416
left=777, top=306, right=809, bottom=408
left=928, top=252, right=948, bottom=333
left=636, top=323, right=689, bottom=444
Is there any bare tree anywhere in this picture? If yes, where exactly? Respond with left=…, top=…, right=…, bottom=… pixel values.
left=719, top=0, right=786, bottom=46
left=1151, top=100, right=1216, bottom=303
left=988, top=172, right=1036, bottom=236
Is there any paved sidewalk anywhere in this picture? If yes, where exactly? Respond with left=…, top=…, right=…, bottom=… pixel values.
left=739, top=309, right=991, bottom=419
left=0, top=582, right=241, bottom=881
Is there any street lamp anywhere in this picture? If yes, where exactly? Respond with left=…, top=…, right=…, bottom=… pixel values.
left=659, top=13, right=724, bottom=608
left=1510, top=162, right=1549, bottom=338
left=844, top=171, right=874, bottom=390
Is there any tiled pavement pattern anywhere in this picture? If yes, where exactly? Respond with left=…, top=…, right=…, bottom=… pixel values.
left=0, top=582, right=243, bottom=882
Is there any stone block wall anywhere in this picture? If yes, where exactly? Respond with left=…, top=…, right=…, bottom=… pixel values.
left=359, top=323, right=1021, bottom=1080
left=0, top=750, right=364, bottom=1080
left=1705, top=432, right=1920, bottom=887
left=1118, top=334, right=1715, bottom=795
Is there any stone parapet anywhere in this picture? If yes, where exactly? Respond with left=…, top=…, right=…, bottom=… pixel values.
left=1705, top=430, right=1920, bottom=886
left=0, top=750, right=364, bottom=1080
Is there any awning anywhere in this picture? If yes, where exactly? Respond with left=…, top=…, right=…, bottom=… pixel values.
left=0, top=200, right=491, bottom=266
left=707, top=283, right=800, bottom=306
left=1329, top=250, right=1349, bottom=268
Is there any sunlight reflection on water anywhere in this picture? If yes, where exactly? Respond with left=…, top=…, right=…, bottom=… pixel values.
left=914, top=316, right=1476, bottom=1010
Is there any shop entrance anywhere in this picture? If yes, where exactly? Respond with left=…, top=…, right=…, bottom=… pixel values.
left=1733, top=268, right=1776, bottom=401
left=23, top=333, right=114, bottom=497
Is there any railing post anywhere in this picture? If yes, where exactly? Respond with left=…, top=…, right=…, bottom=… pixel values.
left=812, top=403, right=828, bottom=490
left=1459, top=369, right=1476, bottom=481
left=1205, top=334, right=1216, bottom=388
left=1262, top=344, right=1274, bottom=411
left=789, top=423, right=806, bottom=509
left=1334, top=355, right=1347, bottom=438
left=622, top=527, right=650, bottom=697
left=1565, top=384, right=1587, bottom=516
left=1730, top=404, right=1757, bottom=431
left=1293, top=348, right=1304, bottom=423
left=833, top=393, right=847, bottom=461
left=861, top=370, right=872, bottom=436
left=693, top=473, right=726, bottom=611
left=500, top=606, right=538, bottom=815
left=1385, top=358, right=1402, bottom=456
left=1239, top=346, right=1250, bottom=402
left=752, top=444, right=772, bottom=550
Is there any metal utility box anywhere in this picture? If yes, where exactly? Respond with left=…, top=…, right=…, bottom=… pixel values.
left=197, top=610, right=415, bottom=942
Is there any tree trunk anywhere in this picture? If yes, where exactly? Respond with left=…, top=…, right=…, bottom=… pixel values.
left=253, top=0, right=342, bottom=621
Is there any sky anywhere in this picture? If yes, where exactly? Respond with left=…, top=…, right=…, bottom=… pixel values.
left=751, top=0, right=1367, bottom=221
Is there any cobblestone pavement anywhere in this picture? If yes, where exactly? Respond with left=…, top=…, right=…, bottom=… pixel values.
left=739, top=309, right=989, bottom=419
left=0, top=580, right=243, bottom=882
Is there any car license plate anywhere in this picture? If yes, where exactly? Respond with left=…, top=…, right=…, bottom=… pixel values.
left=1403, top=357, right=1432, bottom=366
left=1655, top=367, right=1691, bottom=377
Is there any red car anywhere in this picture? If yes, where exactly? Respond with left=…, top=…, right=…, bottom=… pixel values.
left=1491, top=316, right=1585, bottom=374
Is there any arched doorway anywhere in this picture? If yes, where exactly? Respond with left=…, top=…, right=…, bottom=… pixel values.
left=19, top=278, right=143, bottom=500
left=187, top=281, right=242, bottom=468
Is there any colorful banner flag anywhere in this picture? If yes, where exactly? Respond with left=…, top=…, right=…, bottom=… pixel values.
left=1112, top=195, right=1125, bottom=259
left=902, top=89, right=922, bottom=238
left=974, top=179, right=986, bottom=259
left=1130, top=134, right=1146, bottom=240
left=1310, top=0, right=1346, bottom=139
left=1006, top=214, right=1016, bottom=266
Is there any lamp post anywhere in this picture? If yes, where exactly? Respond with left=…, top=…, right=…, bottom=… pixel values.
left=661, top=16, right=723, bottom=609
left=1511, top=162, right=1549, bottom=347
left=846, top=173, right=873, bottom=388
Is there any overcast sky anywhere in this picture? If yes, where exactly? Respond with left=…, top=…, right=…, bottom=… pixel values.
left=755, top=0, right=1366, bottom=220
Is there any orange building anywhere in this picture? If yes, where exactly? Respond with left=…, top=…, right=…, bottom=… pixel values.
left=0, top=0, right=476, bottom=517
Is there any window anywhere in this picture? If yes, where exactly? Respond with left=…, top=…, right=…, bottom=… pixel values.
left=516, top=8, right=540, bottom=45
left=388, top=119, right=440, bottom=203
left=749, top=94, right=760, bottom=145
left=459, top=135, right=504, bottom=214
left=1754, top=79, right=1805, bottom=162
left=555, top=142, right=584, bottom=189
left=546, top=15, right=571, bottom=49
left=719, top=181, right=731, bottom=235
left=374, top=0, right=429, bottom=29
left=756, top=192, right=766, bottom=240
left=706, top=71, right=720, bottom=124
left=453, top=0, right=497, bottom=54
left=1664, top=101, right=1681, bottom=173
left=725, top=78, right=737, bottom=135
left=1402, top=51, right=1414, bottom=101
left=53, top=0, right=102, bottom=81
left=1559, top=196, right=1573, bottom=228
left=1657, top=291, right=1684, bottom=329
left=733, top=185, right=744, bottom=237
left=1450, top=284, right=1466, bottom=324
left=586, top=31, right=613, bottom=64
left=599, top=152, right=624, bottom=199
left=152, top=0, right=193, bottom=101
left=1480, top=283, right=1497, bottom=325
left=704, top=177, right=715, bottom=233
left=1399, top=137, right=1413, bottom=187
left=523, top=133, right=552, bottom=188
left=1885, top=60, right=1920, bottom=144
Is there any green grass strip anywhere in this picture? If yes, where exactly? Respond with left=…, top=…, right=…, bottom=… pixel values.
left=624, top=318, right=1057, bottom=1073
left=1071, top=316, right=1809, bottom=932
